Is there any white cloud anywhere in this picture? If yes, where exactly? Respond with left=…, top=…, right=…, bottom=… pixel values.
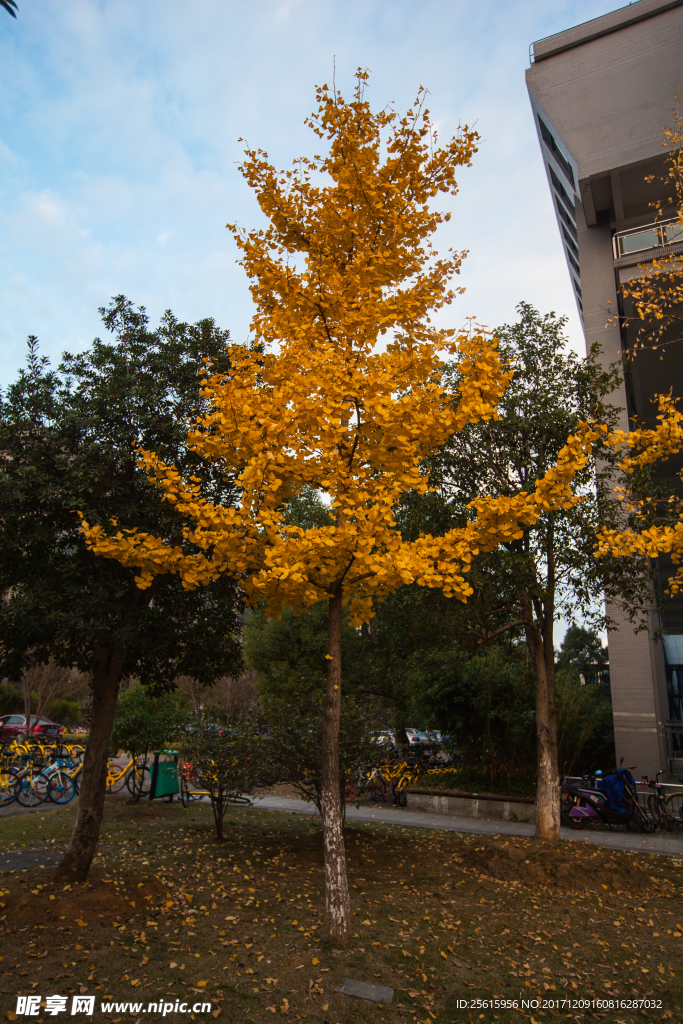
left=0, top=0, right=618, bottom=379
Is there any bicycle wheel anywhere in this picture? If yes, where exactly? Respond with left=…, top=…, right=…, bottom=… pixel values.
left=368, top=770, right=389, bottom=802
left=647, top=794, right=669, bottom=830
left=0, top=769, right=19, bottom=806
left=367, top=770, right=384, bottom=802
left=633, top=803, right=655, bottom=834
left=16, top=772, right=51, bottom=806
left=180, top=774, right=191, bottom=808
left=106, top=769, right=128, bottom=794
left=126, top=765, right=152, bottom=797
left=49, top=772, right=76, bottom=805
left=345, top=782, right=359, bottom=802
left=666, top=792, right=683, bottom=822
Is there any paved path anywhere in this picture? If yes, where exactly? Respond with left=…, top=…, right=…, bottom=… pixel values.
left=251, top=794, right=683, bottom=858
left=2, top=792, right=680, bottom=866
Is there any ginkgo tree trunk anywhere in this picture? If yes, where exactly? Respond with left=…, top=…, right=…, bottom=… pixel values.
left=82, top=72, right=598, bottom=945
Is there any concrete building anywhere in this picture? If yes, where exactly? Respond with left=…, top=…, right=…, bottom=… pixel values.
left=526, top=0, right=683, bottom=780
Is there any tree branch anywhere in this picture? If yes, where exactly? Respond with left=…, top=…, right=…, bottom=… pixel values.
left=475, top=618, right=526, bottom=645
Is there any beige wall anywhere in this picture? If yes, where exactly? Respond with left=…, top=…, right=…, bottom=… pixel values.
left=527, top=0, right=683, bottom=778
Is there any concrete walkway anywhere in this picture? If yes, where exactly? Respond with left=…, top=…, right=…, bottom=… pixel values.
left=251, top=793, right=683, bottom=859
left=2, top=792, right=680, bottom=865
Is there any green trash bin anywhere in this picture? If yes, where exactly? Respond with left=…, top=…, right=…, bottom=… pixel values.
left=150, top=752, right=180, bottom=801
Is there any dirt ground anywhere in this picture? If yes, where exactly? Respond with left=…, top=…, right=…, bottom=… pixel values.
left=0, top=798, right=681, bottom=1023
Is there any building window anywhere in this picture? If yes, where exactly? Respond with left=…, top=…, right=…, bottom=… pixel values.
left=666, top=666, right=683, bottom=722
left=549, top=165, right=575, bottom=214
left=613, top=217, right=683, bottom=257
left=538, top=116, right=575, bottom=187
left=561, top=225, right=579, bottom=256
left=555, top=197, right=577, bottom=238
left=670, top=729, right=683, bottom=753
left=568, top=251, right=581, bottom=278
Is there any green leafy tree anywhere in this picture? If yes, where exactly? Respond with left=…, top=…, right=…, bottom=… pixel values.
left=346, top=543, right=527, bottom=743
left=0, top=682, right=23, bottom=714
left=557, top=625, right=608, bottom=679
left=416, top=643, right=614, bottom=788
left=182, top=713, right=263, bottom=840
left=555, top=669, right=615, bottom=775
left=48, top=698, right=82, bottom=725
left=0, top=297, right=243, bottom=880
left=244, top=603, right=364, bottom=701
left=110, top=686, right=186, bottom=798
left=432, top=303, right=650, bottom=840
left=415, top=644, right=537, bottom=785
left=1, top=1, right=17, bottom=19
left=262, top=693, right=382, bottom=815
left=281, top=485, right=334, bottom=530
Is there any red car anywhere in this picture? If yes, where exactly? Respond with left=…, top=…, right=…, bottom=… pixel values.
left=0, top=715, right=65, bottom=743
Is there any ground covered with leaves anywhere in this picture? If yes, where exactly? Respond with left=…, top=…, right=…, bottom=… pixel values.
left=0, top=798, right=682, bottom=1023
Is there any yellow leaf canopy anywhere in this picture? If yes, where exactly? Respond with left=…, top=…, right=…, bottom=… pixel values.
left=81, top=72, right=597, bottom=623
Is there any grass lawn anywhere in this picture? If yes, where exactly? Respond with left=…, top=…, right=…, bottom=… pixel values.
left=0, top=797, right=681, bottom=1023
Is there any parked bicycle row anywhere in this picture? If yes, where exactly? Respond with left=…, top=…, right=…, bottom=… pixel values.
left=0, top=740, right=152, bottom=807
left=0, top=740, right=84, bottom=807
left=562, top=764, right=683, bottom=834
left=344, top=754, right=458, bottom=806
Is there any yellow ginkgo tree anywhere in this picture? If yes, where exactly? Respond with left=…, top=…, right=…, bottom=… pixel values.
left=82, top=72, right=600, bottom=944
left=596, top=396, right=683, bottom=585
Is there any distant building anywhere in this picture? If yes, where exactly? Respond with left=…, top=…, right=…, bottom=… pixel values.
left=526, top=0, right=683, bottom=779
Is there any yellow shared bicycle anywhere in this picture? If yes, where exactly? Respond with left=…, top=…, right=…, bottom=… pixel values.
left=106, top=755, right=152, bottom=796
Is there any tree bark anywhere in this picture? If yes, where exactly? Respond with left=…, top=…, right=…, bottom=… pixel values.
left=394, top=725, right=409, bottom=750
left=531, top=625, right=560, bottom=841
left=321, top=587, right=352, bottom=947
left=517, top=527, right=561, bottom=843
left=55, top=645, right=127, bottom=883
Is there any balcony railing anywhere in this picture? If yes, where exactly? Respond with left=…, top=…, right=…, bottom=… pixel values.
left=613, top=218, right=683, bottom=258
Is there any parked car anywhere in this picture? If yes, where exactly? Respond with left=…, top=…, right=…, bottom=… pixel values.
left=0, top=714, right=65, bottom=743
left=406, top=729, right=441, bottom=746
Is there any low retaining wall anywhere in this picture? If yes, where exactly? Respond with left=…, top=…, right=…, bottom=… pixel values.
left=406, top=789, right=536, bottom=823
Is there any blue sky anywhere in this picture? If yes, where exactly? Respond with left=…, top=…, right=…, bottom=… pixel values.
left=0, top=0, right=622, bottom=386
